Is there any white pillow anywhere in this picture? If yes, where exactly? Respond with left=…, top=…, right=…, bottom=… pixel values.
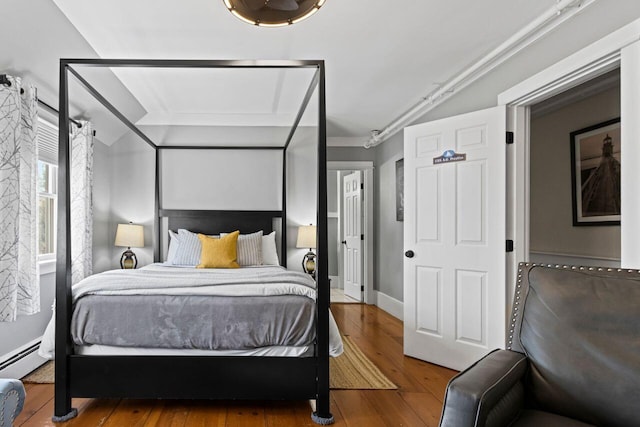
left=220, top=230, right=263, bottom=266
left=262, top=231, right=279, bottom=265
left=171, top=229, right=201, bottom=266
left=166, top=230, right=179, bottom=264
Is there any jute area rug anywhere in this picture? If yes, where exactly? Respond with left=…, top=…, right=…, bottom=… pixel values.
left=23, top=336, right=396, bottom=390
left=330, top=335, right=397, bottom=390
left=22, top=360, right=54, bottom=384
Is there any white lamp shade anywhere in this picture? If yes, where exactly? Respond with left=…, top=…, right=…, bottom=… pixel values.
left=115, top=223, right=144, bottom=248
left=296, top=225, right=316, bottom=249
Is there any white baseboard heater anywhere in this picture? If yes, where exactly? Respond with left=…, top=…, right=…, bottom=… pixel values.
left=0, top=338, right=47, bottom=379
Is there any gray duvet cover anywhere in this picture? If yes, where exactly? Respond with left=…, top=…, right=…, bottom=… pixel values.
left=71, top=294, right=316, bottom=350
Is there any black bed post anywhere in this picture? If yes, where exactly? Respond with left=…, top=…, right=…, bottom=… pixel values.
left=312, top=60, right=333, bottom=425
left=154, top=148, right=161, bottom=262
left=53, top=60, right=78, bottom=422
left=281, top=149, right=287, bottom=267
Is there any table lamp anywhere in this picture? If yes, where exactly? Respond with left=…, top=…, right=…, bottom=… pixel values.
left=115, top=222, right=144, bottom=269
left=296, top=224, right=316, bottom=276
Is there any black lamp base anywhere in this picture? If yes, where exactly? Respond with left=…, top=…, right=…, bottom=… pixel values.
left=120, top=248, right=138, bottom=269
left=302, top=250, right=316, bottom=276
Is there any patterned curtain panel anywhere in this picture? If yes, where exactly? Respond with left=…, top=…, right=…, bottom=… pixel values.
left=0, top=75, right=39, bottom=322
left=70, top=121, right=94, bottom=285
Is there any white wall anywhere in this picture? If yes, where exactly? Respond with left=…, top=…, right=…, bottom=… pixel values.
left=530, top=86, right=620, bottom=264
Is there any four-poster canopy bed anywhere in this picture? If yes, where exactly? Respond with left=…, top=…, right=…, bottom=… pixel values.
left=53, top=59, right=333, bottom=424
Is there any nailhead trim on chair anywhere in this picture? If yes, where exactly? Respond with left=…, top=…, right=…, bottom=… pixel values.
left=1, top=389, right=20, bottom=425
left=508, top=263, right=640, bottom=350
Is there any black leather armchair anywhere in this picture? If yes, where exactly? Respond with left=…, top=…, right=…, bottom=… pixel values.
left=439, top=263, right=640, bottom=427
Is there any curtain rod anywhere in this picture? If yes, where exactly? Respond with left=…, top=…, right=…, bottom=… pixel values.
left=0, top=74, right=83, bottom=129
left=37, top=98, right=83, bottom=129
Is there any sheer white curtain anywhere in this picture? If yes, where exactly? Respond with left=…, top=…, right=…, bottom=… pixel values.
left=70, top=121, right=94, bottom=285
left=0, top=75, right=39, bottom=322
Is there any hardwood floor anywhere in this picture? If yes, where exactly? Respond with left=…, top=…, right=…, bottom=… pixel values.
left=17, top=304, right=456, bottom=427
left=330, top=288, right=360, bottom=303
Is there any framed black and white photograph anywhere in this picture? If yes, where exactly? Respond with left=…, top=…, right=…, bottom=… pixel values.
left=570, top=118, right=621, bottom=226
left=396, top=158, right=404, bottom=221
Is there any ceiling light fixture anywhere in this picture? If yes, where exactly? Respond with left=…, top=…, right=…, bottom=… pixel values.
left=223, top=0, right=326, bottom=27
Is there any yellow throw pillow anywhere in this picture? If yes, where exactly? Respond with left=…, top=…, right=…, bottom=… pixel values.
left=197, top=231, right=240, bottom=269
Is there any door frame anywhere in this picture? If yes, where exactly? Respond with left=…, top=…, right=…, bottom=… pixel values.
left=498, top=17, right=640, bottom=310
left=327, top=161, right=374, bottom=304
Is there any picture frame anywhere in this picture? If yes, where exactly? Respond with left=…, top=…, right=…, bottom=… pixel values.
left=396, top=158, right=404, bottom=222
left=570, top=118, right=621, bottom=226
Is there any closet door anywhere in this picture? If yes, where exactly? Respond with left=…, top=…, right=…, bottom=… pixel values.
left=403, top=106, right=506, bottom=371
left=342, top=171, right=363, bottom=302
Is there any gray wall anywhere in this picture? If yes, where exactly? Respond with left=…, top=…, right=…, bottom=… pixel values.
left=286, top=131, right=318, bottom=271
left=0, top=273, right=54, bottom=358
left=530, top=87, right=621, bottom=262
left=373, top=133, right=404, bottom=301
left=327, top=170, right=339, bottom=277
left=101, top=132, right=317, bottom=272
left=0, top=0, right=116, bottom=362
left=108, top=133, right=156, bottom=269
left=0, top=139, right=109, bottom=360
left=0, top=0, right=148, bottom=365
left=327, top=146, right=376, bottom=162
left=160, top=149, right=282, bottom=210
left=408, top=1, right=639, bottom=127
left=368, top=5, right=640, bottom=303
left=93, top=139, right=113, bottom=273
left=327, top=147, right=377, bottom=287
left=2, top=0, right=638, bottom=360
left=0, top=0, right=145, bottom=146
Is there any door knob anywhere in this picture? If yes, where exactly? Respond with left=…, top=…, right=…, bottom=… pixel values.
left=405, top=250, right=415, bottom=258
left=341, top=240, right=347, bottom=245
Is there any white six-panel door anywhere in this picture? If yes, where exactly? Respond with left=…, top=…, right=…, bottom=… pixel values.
left=343, top=171, right=363, bottom=301
left=403, top=106, right=506, bottom=371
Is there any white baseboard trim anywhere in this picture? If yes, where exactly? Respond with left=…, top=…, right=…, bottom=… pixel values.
left=0, top=337, right=47, bottom=379
left=375, top=291, right=403, bottom=321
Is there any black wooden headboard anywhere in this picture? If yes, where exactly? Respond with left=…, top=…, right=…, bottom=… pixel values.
left=158, top=209, right=285, bottom=266
left=160, top=209, right=281, bottom=235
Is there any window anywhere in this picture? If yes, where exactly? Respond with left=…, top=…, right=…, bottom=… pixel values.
left=38, top=161, right=57, bottom=256
left=37, top=118, right=58, bottom=260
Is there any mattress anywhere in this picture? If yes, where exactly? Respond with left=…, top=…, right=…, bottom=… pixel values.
left=75, top=344, right=314, bottom=357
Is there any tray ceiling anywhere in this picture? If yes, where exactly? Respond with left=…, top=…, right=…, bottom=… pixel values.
left=52, top=0, right=559, bottom=144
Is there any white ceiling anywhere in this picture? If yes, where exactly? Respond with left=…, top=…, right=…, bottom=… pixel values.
left=51, top=0, right=560, bottom=145
left=114, top=67, right=318, bottom=127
